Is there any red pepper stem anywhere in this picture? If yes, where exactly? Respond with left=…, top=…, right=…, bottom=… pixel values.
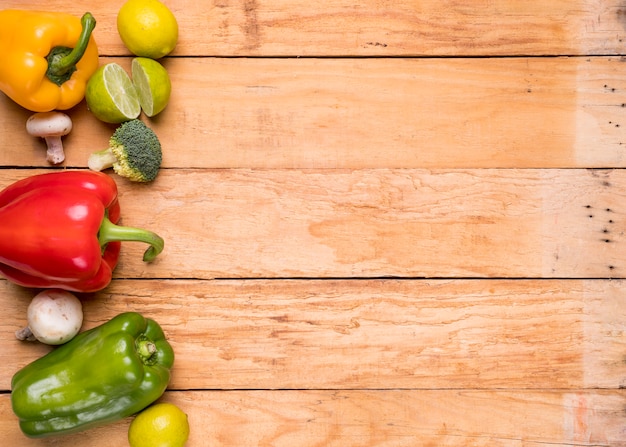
left=98, top=214, right=164, bottom=262
left=46, top=13, right=96, bottom=84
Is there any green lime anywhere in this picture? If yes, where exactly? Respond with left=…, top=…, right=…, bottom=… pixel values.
left=128, top=402, right=190, bottom=447
left=117, top=0, right=179, bottom=59
left=132, top=57, right=172, bottom=117
left=85, top=63, right=141, bottom=123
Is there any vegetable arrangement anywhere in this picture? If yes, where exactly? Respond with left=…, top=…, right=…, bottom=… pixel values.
left=0, top=1, right=187, bottom=444
left=12, top=312, right=174, bottom=438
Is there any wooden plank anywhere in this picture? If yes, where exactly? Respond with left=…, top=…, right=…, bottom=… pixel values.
left=1, top=389, right=625, bottom=446
left=3, top=57, right=626, bottom=169
left=1, top=0, right=625, bottom=57
left=1, top=2, right=625, bottom=447
left=2, top=279, right=625, bottom=391
left=0, top=168, right=621, bottom=279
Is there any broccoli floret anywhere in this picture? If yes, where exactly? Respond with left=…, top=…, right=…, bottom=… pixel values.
left=88, top=119, right=162, bottom=182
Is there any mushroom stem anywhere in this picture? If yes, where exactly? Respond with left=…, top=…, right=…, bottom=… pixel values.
left=45, top=136, right=65, bottom=164
left=15, top=326, right=37, bottom=342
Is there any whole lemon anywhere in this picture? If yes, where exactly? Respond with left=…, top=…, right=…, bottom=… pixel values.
left=128, top=402, right=190, bottom=447
left=117, top=0, right=178, bottom=59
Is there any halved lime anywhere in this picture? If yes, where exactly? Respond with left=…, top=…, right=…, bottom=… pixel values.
left=132, top=57, right=172, bottom=117
left=85, top=63, right=141, bottom=123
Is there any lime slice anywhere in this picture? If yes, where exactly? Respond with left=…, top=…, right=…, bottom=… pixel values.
left=131, top=57, right=172, bottom=117
left=85, top=63, right=141, bottom=123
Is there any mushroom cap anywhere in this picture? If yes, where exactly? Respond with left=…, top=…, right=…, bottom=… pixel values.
left=27, top=289, right=83, bottom=345
left=26, top=112, right=73, bottom=138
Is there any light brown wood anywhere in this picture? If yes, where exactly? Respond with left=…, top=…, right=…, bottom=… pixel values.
left=0, top=168, right=622, bottom=279
left=2, top=279, right=626, bottom=391
left=2, top=0, right=626, bottom=56
left=5, top=57, right=626, bottom=169
left=2, top=389, right=626, bottom=446
left=1, top=1, right=626, bottom=446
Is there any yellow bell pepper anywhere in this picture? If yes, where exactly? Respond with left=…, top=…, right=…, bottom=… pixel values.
left=0, top=11, right=99, bottom=112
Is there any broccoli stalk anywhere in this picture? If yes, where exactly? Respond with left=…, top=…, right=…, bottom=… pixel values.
left=88, top=119, right=162, bottom=182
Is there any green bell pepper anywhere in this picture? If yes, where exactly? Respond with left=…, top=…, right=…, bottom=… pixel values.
left=11, top=312, right=174, bottom=438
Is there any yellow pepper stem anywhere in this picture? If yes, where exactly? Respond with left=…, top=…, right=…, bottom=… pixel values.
left=46, top=13, right=97, bottom=86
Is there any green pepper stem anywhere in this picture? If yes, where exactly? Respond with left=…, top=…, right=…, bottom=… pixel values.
left=46, top=13, right=96, bottom=85
left=136, top=337, right=157, bottom=362
left=99, top=214, right=164, bottom=262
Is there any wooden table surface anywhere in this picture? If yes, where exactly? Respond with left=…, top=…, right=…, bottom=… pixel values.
left=1, top=1, right=626, bottom=445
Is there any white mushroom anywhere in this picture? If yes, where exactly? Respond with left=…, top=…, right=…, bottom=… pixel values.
left=26, top=112, right=73, bottom=164
left=15, top=289, right=83, bottom=345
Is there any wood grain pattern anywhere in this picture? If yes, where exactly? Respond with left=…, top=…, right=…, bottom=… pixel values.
left=1, top=1, right=625, bottom=446
left=4, top=57, right=626, bottom=169
left=1, top=390, right=626, bottom=446
left=0, top=168, right=621, bottom=279
left=2, top=0, right=626, bottom=56
left=2, top=279, right=625, bottom=392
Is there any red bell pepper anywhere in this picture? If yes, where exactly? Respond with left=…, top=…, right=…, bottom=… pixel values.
left=0, top=171, right=164, bottom=292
